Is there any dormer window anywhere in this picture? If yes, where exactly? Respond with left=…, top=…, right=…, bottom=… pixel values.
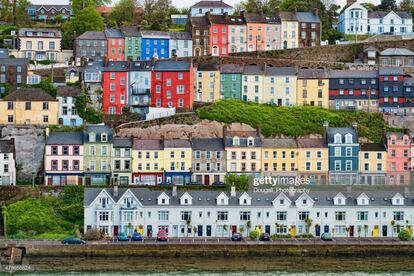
left=303, top=199, right=307, bottom=205
left=221, top=198, right=225, bottom=204
left=124, top=197, right=133, bottom=208
left=247, top=137, right=254, bottom=146
left=280, top=199, right=284, bottom=204
left=89, top=132, right=96, bottom=142
left=334, top=133, right=341, bottom=144
left=100, top=197, right=108, bottom=208
left=345, top=133, right=352, bottom=144
left=338, top=198, right=342, bottom=204
left=185, top=198, right=188, bottom=204
left=162, top=198, right=165, bottom=204
left=243, top=199, right=247, bottom=204
left=233, top=137, right=239, bottom=146
left=101, top=133, right=108, bottom=142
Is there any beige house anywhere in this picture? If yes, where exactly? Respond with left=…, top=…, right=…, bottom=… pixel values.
left=16, top=28, right=62, bottom=61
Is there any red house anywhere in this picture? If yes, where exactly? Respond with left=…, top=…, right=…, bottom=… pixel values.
left=151, top=61, right=194, bottom=110
left=102, top=61, right=129, bottom=114
left=105, top=29, right=125, bottom=61
left=208, top=13, right=229, bottom=57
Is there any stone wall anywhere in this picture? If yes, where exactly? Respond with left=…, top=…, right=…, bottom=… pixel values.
left=0, top=126, right=45, bottom=182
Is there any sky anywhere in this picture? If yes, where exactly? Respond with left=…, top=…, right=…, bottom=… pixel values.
left=31, top=0, right=383, bottom=10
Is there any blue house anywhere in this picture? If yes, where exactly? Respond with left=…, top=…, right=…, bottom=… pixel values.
left=56, top=87, right=84, bottom=126
left=326, top=122, right=359, bottom=185
left=140, top=31, right=170, bottom=61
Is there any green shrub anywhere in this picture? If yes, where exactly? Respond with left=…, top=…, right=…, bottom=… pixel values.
left=398, top=229, right=411, bottom=241
left=271, top=234, right=292, bottom=239
left=84, top=228, right=101, bottom=241
left=249, top=230, right=259, bottom=240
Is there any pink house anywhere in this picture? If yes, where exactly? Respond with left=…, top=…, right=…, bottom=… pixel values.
left=386, top=132, right=411, bottom=185
left=44, top=131, right=84, bottom=185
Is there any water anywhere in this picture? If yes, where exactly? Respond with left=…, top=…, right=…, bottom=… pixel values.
left=7, top=256, right=414, bottom=274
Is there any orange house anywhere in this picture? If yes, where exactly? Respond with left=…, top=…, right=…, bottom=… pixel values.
left=243, top=13, right=267, bottom=52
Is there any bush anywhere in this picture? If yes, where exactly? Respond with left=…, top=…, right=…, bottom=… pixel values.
left=398, top=229, right=411, bottom=241
left=249, top=230, right=259, bottom=240
left=84, top=228, right=101, bottom=241
left=271, top=234, right=292, bottom=239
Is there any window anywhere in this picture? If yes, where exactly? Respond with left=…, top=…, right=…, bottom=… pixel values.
left=298, top=211, right=309, bottom=221
left=217, top=211, right=228, bottom=221
left=158, top=211, right=169, bottom=221
left=276, top=211, right=287, bottom=221
left=335, top=211, right=346, bottom=221
left=181, top=211, right=192, bottom=221
left=357, top=211, right=368, bottom=221
left=240, top=211, right=250, bottom=221
left=25, top=102, right=31, bottom=110
left=393, top=211, right=404, bottom=221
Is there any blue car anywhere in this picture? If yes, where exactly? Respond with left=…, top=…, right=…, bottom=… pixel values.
left=131, top=232, right=143, bottom=241
left=62, top=237, right=86, bottom=244
left=117, top=232, right=129, bottom=241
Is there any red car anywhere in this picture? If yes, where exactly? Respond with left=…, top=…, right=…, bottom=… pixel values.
left=157, top=230, right=168, bottom=241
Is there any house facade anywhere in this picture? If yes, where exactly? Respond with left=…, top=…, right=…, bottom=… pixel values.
left=186, top=16, right=210, bottom=57
left=128, top=61, right=152, bottom=115
left=81, top=62, right=103, bottom=110
left=18, top=28, right=61, bottom=61
left=169, top=32, right=192, bottom=58
left=163, top=139, right=192, bottom=185
left=56, top=86, right=83, bottom=126
left=190, top=1, right=233, bottom=17
left=83, top=125, right=113, bottom=185
left=0, top=139, right=16, bottom=186
left=141, top=31, right=170, bottom=61
left=195, top=63, right=220, bottom=102
left=0, top=58, right=29, bottom=94
left=208, top=13, right=230, bottom=56
left=297, top=69, right=329, bottom=108
left=105, top=29, right=125, bottom=61
left=228, top=15, right=247, bottom=53
left=132, top=139, right=164, bottom=185
left=386, top=132, right=411, bottom=185
left=102, top=61, right=129, bottom=114
left=264, top=67, right=297, bottom=106
left=261, top=138, right=298, bottom=176
left=121, top=26, right=141, bottom=62
left=297, top=138, right=328, bottom=185
left=378, top=67, right=404, bottom=114
left=279, top=12, right=299, bottom=49
left=75, top=31, right=107, bottom=63
left=44, top=132, right=83, bottom=185
left=359, top=143, right=387, bottom=185
left=296, top=11, right=321, bottom=48
left=0, top=88, right=58, bottom=125
left=244, top=13, right=267, bottom=52
left=242, top=65, right=265, bottom=102
left=112, top=138, right=132, bottom=185
left=220, top=64, right=243, bottom=100
left=379, top=48, right=414, bottom=67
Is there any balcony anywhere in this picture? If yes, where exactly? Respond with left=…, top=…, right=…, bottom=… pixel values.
left=131, top=87, right=150, bottom=95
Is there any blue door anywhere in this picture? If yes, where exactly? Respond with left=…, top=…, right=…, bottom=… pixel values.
left=198, top=225, right=203, bottom=237
left=315, top=225, right=321, bottom=237
left=324, top=225, right=329, bottom=234
left=242, top=95, right=247, bottom=101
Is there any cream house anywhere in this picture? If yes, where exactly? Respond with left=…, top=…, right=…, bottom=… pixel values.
left=17, top=28, right=62, bottom=61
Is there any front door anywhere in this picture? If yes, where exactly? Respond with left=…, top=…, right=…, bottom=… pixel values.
left=315, top=225, right=320, bottom=237
left=172, top=225, right=178, bottom=237
left=382, top=225, right=388, bottom=237
left=265, top=225, right=270, bottom=234
left=231, top=225, right=237, bottom=234
left=324, top=225, right=329, bottom=234
left=147, top=225, right=153, bottom=237
left=207, top=225, right=212, bottom=236
left=390, top=26, right=395, bottom=33
left=198, top=225, right=203, bottom=237
left=349, top=225, right=354, bottom=237
left=373, top=225, right=379, bottom=237
left=204, top=175, right=210, bottom=185
left=114, top=225, right=119, bottom=237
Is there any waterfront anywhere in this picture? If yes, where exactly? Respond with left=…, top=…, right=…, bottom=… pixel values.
left=8, top=256, right=414, bottom=274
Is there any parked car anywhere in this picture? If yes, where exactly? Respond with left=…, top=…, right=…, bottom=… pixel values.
left=117, top=232, right=129, bottom=242
left=321, top=233, right=333, bottom=241
left=259, top=233, right=271, bottom=241
left=131, top=232, right=143, bottom=242
left=62, top=237, right=86, bottom=245
left=231, top=233, right=243, bottom=241
left=157, top=230, right=168, bottom=241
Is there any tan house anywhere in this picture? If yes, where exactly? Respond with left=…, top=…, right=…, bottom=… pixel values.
left=0, top=88, right=58, bottom=125
left=16, top=28, right=62, bottom=61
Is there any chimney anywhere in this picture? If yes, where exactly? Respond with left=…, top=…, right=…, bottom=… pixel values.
left=45, top=127, right=50, bottom=138
left=172, top=185, right=178, bottom=197
left=322, top=121, right=329, bottom=140
left=404, top=187, right=410, bottom=197
left=346, top=0, right=357, bottom=6
left=113, top=185, right=119, bottom=198
left=103, top=55, right=109, bottom=67
left=230, top=185, right=236, bottom=197
left=240, top=10, right=245, bottom=18
left=314, top=8, right=319, bottom=17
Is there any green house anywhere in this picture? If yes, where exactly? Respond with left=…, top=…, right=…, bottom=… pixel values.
left=83, top=125, right=113, bottom=185
left=220, top=64, right=243, bottom=100
left=121, top=26, right=141, bottom=61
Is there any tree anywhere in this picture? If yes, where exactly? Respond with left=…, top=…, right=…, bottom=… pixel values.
left=361, top=2, right=376, bottom=10
left=0, top=0, right=31, bottom=26
left=378, top=0, right=397, bottom=11
left=27, top=77, right=57, bottom=97
left=109, top=0, right=142, bottom=27
left=75, top=91, right=103, bottom=123
left=61, top=7, right=105, bottom=49
left=225, top=173, right=249, bottom=191
left=399, top=0, right=414, bottom=18
left=71, top=0, right=112, bottom=14
left=139, top=0, right=172, bottom=26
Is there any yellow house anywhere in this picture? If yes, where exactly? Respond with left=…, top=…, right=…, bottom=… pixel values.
left=132, top=139, right=165, bottom=185
left=195, top=63, right=220, bottom=102
left=279, top=12, right=299, bottom=49
left=242, top=65, right=265, bottom=103
left=359, top=143, right=387, bottom=185
left=0, top=88, right=58, bottom=125
left=262, top=138, right=298, bottom=175
left=264, top=67, right=297, bottom=106
left=163, top=139, right=192, bottom=185
left=297, top=137, right=329, bottom=184
left=297, top=69, right=330, bottom=108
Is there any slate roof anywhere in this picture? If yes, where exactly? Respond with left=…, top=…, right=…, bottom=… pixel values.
left=189, top=16, right=210, bottom=28
left=330, top=70, right=378, bottom=78
left=297, top=69, right=330, bottom=79
left=0, top=58, right=29, bottom=66
left=278, top=11, right=298, bottom=21
left=169, top=31, right=192, bottom=40
left=197, top=62, right=218, bottom=71
left=46, top=132, right=83, bottom=145
left=379, top=67, right=404, bottom=76
left=121, top=26, right=140, bottom=37
left=368, top=11, right=412, bottom=19
left=191, top=0, right=232, bottom=8
left=140, top=31, right=170, bottom=39
left=154, top=61, right=191, bottom=71
left=113, top=137, right=132, bottom=148
left=262, top=138, right=297, bottom=148
left=83, top=124, right=113, bottom=142
left=56, top=86, right=82, bottom=97
left=0, top=49, right=8, bottom=58
left=164, top=139, right=191, bottom=148
left=77, top=31, right=106, bottom=40
left=244, top=13, right=266, bottom=23
left=296, top=12, right=320, bottom=23
left=0, top=139, right=14, bottom=153
left=19, top=28, right=61, bottom=37
left=228, top=15, right=246, bottom=25
left=220, top=64, right=243, bottom=74
left=225, top=137, right=261, bottom=147
left=360, top=142, right=386, bottom=152
left=3, top=88, right=56, bottom=102
left=129, top=60, right=153, bottom=71
left=327, top=127, right=358, bottom=144
left=243, top=65, right=264, bottom=75
left=192, top=138, right=224, bottom=151
left=380, top=48, right=414, bottom=56
left=103, top=61, right=129, bottom=72
left=386, top=132, right=408, bottom=140
left=26, top=4, right=72, bottom=11
left=84, top=187, right=414, bottom=207
left=264, top=15, right=281, bottom=24
left=265, top=66, right=296, bottom=76
left=104, top=29, right=123, bottom=38
left=297, top=138, right=327, bottom=148
left=133, top=139, right=163, bottom=150
left=208, top=14, right=231, bottom=24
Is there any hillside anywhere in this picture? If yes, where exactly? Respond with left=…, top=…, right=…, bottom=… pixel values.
left=196, top=100, right=390, bottom=143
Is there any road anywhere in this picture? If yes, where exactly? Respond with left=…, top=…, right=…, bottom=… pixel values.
left=0, top=237, right=411, bottom=246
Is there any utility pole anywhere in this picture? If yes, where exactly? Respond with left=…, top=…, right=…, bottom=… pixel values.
left=367, top=85, right=371, bottom=113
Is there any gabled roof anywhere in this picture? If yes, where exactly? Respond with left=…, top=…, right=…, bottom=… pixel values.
left=243, top=65, right=264, bottom=75
left=228, top=15, right=246, bottom=25
left=297, top=68, right=329, bottom=79
left=46, top=132, right=83, bottom=145
left=380, top=48, right=414, bottom=56
left=133, top=139, right=163, bottom=150
left=265, top=66, right=296, bottom=76
left=3, top=88, right=56, bottom=102
left=153, top=61, right=191, bottom=71
left=278, top=11, right=298, bottom=21
left=197, top=62, right=218, bottom=71
left=56, top=86, right=82, bottom=97
left=208, top=14, right=231, bottom=24
left=164, top=139, right=191, bottom=148
left=327, top=127, right=358, bottom=144
left=113, top=137, right=132, bottom=148
left=192, top=138, right=224, bottom=151
left=83, top=124, right=113, bottom=142
left=379, top=67, right=404, bottom=76
left=26, top=4, right=72, bottom=12
left=121, top=26, right=140, bottom=37
left=104, top=28, right=123, bottom=38
left=296, top=12, right=320, bottom=23
left=191, top=0, right=232, bottom=8
left=244, top=13, right=267, bottom=23
left=360, top=142, right=386, bottom=152
left=189, top=16, right=211, bottom=28
left=225, top=136, right=261, bottom=147
left=220, top=64, right=243, bottom=73
left=297, top=138, right=327, bottom=148
left=368, top=11, right=412, bottom=19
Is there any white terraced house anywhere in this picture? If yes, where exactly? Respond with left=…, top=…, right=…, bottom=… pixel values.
left=84, top=186, right=414, bottom=238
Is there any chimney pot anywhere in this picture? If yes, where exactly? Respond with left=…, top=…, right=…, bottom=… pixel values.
left=113, top=185, right=119, bottom=197
left=172, top=185, right=178, bottom=197
left=230, top=185, right=236, bottom=197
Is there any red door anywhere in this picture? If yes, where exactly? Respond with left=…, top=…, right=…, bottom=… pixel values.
left=231, top=225, right=237, bottom=234
left=114, top=226, right=119, bottom=236
left=204, top=175, right=210, bottom=185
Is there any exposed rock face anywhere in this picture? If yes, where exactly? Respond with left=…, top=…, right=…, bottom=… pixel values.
left=1, top=126, right=45, bottom=181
